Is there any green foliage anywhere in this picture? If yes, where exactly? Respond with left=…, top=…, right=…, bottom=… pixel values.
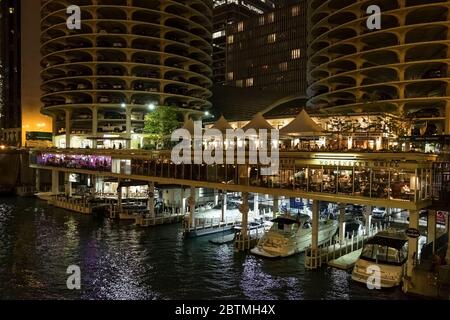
left=143, top=106, right=180, bottom=148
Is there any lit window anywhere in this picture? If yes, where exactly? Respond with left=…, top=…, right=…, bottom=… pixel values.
left=227, top=72, right=234, bottom=81
left=262, top=65, right=269, bottom=70
left=227, top=35, right=234, bottom=44
left=279, top=62, right=288, bottom=71
left=291, top=49, right=301, bottom=59
left=9, top=7, right=15, bottom=14
left=268, top=13, right=274, bottom=23
left=238, top=22, right=244, bottom=32
left=236, top=80, right=243, bottom=87
left=259, top=16, right=265, bottom=26
left=246, top=78, right=254, bottom=87
left=268, top=33, right=276, bottom=43
left=292, top=6, right=300, bottom=17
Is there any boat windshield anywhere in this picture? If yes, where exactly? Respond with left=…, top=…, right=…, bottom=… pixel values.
left=360, top=244, right=407, bottom=265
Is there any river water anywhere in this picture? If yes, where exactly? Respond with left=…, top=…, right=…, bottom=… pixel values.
left=0, top=196, right=408, bottom=300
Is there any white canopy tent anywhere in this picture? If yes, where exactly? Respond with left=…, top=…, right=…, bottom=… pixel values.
left=211, top=115, right=233, bottom=133
left=279, top=109, right=324, bottom=136
left=182, top=118, right=195, bottom=134
left=242, top=112, right=274, bottom=131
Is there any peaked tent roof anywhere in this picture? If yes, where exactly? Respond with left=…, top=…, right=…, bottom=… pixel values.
left=211, top=115, right=233, bottom=133
left=242, top=112, right=274, bottom=131
left=182, top=118, right=195, bottom=134
left=279, top=109, right=324, bottom=136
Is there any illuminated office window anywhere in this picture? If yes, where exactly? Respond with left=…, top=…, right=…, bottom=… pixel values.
left=291, top=49, right=301, bottom=59
left=268, top=33, right=276, bottom=43
left=268, top=13, right=274, bottom=23
left=279, top=62, right=288, bottom=71
left=246, top=78, right=254, bottom=87
left=227, top=35, right=234, bottom=44
left=238, top=21, right=244, bottom=32
left=292, top=6, right=300, bottom=17
left=227, top=72, right=234, bottom=80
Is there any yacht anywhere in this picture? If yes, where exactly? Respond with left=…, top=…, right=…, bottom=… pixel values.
left=250, top=214, right=338, bottom=258
left=352, top=229, right=408, bottom=288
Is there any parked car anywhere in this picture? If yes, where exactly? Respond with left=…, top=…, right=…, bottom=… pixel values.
left=372, top=207, right=387, bottom=219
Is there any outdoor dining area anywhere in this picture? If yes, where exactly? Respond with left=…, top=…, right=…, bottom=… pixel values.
left=200, top=109, right=399, bottom=153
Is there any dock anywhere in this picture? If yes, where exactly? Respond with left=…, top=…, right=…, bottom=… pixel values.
left=328, top=249, right=362, bottom=270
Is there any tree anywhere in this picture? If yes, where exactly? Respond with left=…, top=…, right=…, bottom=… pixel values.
left=143, top=106, right=180, bottom=149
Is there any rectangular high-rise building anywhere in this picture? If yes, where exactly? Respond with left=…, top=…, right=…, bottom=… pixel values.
left=225, top=1, right=307, bottom=95
left=0, top=0, right=21, bottom=146
left=213, top=0, right=276, bottom=84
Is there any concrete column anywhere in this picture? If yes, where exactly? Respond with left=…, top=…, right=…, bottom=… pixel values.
left=214, top=189, right=219, bottom=206
left=189, top=186, right=196, bottom=228
left=446, top=217, right=450, bottom=265
left=35, top=169, right=41, bottom=193
left=221, top=192, right=227, bottom=222
left=51, top=169, right=59, bottom=195
left=92, top=107, right=98, bottom=149
left=241, top=192, right=249, bottom=238
left=126, top=107, right=132, bottom=149
left=339, top=204, right=346, bottom=243
left=445, top=104, right=450, bottom=135
left=406, top=210, right=419, bottom=279
left=311, top=200, right=319, bottom=250
left=64, top=172, right=72, bottom=197
left=427, top=210, right=436, bottom=255
left=182, top=197, right=186, bottom=215
left=65, top=110, right=71, bottom=148
left=364, top=205, right=372, bottom=233
left=273, top=196, right=279, bottom=218
left=148, top=182, right=155, bottom=218
left=117, top=184, right=123, bottom=210
left=254, top=193, right=259, bottom=215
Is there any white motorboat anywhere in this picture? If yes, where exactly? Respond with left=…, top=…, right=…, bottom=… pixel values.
left=351, top=229, right=408, bottom=288
left=250, top=214, right=338, bottom=258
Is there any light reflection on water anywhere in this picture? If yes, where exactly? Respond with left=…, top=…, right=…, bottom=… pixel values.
left=0, top=197, right=408, bottom=300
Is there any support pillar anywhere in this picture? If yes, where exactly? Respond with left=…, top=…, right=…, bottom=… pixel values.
left=188, top=187, right=196, bottom=228
left=126, top=107, right=132, bottom=149
left=51, top=169, right=59, bottom=195
left=364, top=205, right=372, bottom=234
left=273, top=196, right=279, bottom=218
left=235, top=192, right=250, bottom=251
left=64, top=172, right=72, bottom=197
left=147, top=182, right=155, bottom=218
left=92, top=107, right=98, bottom=149
left=311, top=200, right=319, bottom=251
left=117, top=181, right=123, bottom=211
left=241, top=192, right=249, bottom=237
left=446, top=217, right=450, bottom=265
left=339, top=204, right=346, bottom=243
left=221, top=192, right=227, bottom=222
left=427, top=210, right=436, bottom=255
left=65, top=110, right=72, bottom=148
left=404, top=210, right=419, bottom=292
left=254, top=193, right=259, bottom=215
left=35, top=169, right=41, bottom=193
left=214, top=190, right=219, bottom=206
left=445, top=104, right=450, bottom=135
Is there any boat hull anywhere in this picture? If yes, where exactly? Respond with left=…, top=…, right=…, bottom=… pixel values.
left=251, top=220, right=338, bottom=258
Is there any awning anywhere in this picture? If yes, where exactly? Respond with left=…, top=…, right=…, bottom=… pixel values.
left=242, top=112, right=274, bottom=131
left=279, top=109, right=324, bottom=136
